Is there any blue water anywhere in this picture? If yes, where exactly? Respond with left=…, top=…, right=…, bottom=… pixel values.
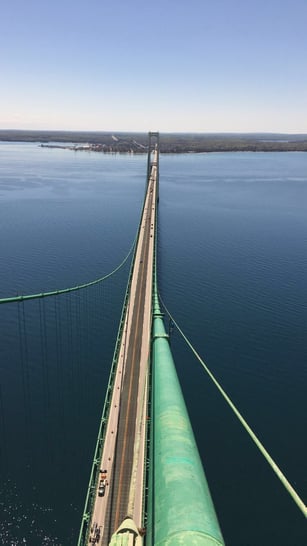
left=0, top=143, right=306, bottom=545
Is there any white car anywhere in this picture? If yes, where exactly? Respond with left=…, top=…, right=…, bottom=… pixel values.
left=98, top=480, right=105, bottom=497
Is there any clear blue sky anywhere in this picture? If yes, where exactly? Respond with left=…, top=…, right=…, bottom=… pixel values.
left=1, top=0, right=306, bottom=133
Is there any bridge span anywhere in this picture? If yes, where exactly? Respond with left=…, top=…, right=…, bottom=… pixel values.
left=87, top=148, right=158, bottom=544
left=78, top=133, right=224, bottom=546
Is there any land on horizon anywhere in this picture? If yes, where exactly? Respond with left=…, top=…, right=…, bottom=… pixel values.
left=1, top=130, right=307, bottom=153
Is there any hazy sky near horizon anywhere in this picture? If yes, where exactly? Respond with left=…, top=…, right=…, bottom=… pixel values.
left=1, top=0, right=307, bottom=133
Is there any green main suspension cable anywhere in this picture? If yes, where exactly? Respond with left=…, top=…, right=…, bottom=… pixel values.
left=0, top=238, right=136, bottom=305
left=160, top=295, right=307, bottom=519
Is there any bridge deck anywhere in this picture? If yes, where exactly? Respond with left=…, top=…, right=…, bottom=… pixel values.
left=88, top=153, right=158, bottom=545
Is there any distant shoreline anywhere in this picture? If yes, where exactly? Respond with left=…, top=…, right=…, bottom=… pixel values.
left=1, top=130, right=307, bottom=153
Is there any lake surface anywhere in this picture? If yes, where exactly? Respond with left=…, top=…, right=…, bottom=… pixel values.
left=0, top=143, right=306, bottom=545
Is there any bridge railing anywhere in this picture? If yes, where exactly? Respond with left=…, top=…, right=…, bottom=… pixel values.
left=77, top=148, right=157, bottom=545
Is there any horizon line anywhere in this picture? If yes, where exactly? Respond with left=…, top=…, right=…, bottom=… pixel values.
left=0, top=128, right=307, bottom=136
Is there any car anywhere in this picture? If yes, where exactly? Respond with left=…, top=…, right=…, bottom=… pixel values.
left=98, top=480, right=105, bottom=497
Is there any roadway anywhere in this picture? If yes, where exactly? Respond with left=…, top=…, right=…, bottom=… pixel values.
left=88, top=151, right=158, bottom=545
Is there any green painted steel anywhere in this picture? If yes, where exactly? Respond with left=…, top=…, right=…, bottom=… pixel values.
left=160, top=297, right=307, bottom=520
left=109, top=518, right=143, bottom=546
left=148, top=289, right=225, bottom=546
left=77, top=149, right=155, bottom=545
left=77, top=231, right=142, bottom=545
left=76, top=134, right=225, bottom=544
left=147, top=141, right=225, bottom=546
left=0, top=238, right=136, bottom=305
left=77, top=247, right=136, bottom=546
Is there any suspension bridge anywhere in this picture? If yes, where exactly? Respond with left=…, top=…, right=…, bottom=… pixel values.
left=0, top=133, right=305, bottom=545
left=77, top=133, right=225, bottom=545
